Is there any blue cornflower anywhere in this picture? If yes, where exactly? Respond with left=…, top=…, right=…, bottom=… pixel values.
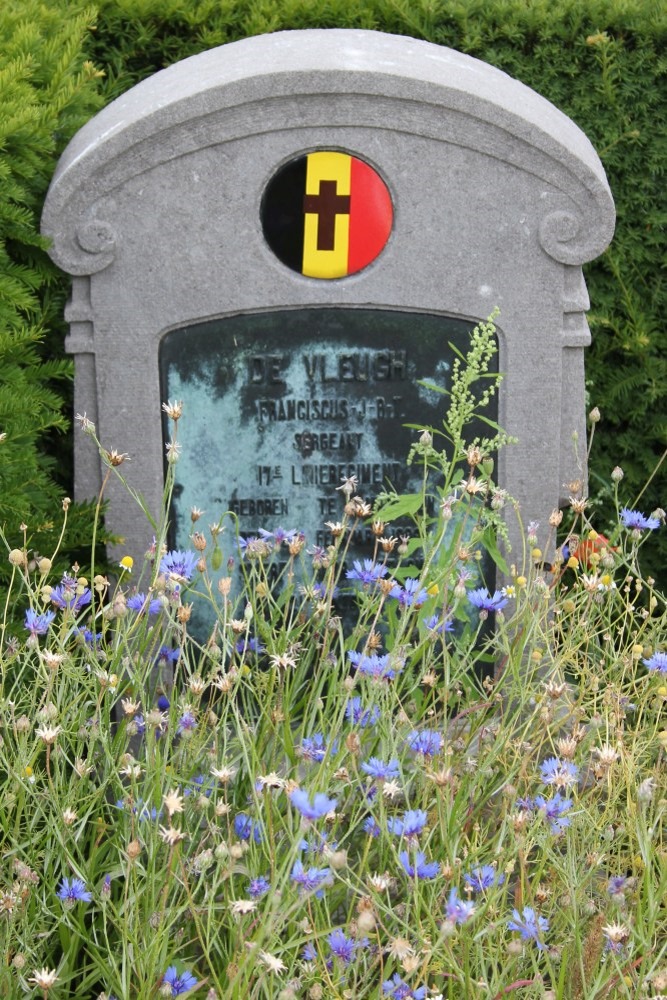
left=423, top=614, right=454, bottom=635
left=363, top=816, right=381, bottom=837
left=258, top=526, right=298, bottom=546
left=159, top=550, right=198, bottom=581
left=607, top=875, right=630, bottom=898
left=467, top=588, right=508, bottom=612
left=156, top=646, right=180, bottom=666
left=389, top=577, right=429, bottom=608
left=299, top=831, right=334, bottom=855
left=157, top=694, right=170, bottom=711
left=463, top=865, right=505, bottom=892
left=126, top=592, right=162, bottom=615
left=50, top=582, right=92, bottom=613
left=406, top=728, right=443, bottom=757
left=127, top=712, right=146, bottom=736
left=534, top=792, right=573, bottom=834
left=346, top=559, right=389, bottom=585
left=235, top=635, right=265, bottom=655
left=302, top=942, right=317, bottom=962
left=539, top=756, right=579, bottom=789
left=312, top=579, right=337, bottom=599
left=24, top=608, right=56, bottom=637
left=399, top=850, right=440, bottom=880
left=327, top=928, right=358, bottom=965
left=74, top=626, right=103, bottom=645
left=234, top=813, right=262, bottom=844
left=382, top=973, right=427, bottom=999
left=361, top=757, right=400, bottom=781
left=162, top=966, right=197, bottom=995
left=345, top=697, right=380, bottom=727
left=238, top=535, right=271, bottom=559
left=290, top=859, right=332, bottom=895
left=387, top=809, right=428, bottom=839
left=57, top=876, right=92, bottom=904
left=643, top=651, right=667, bottom=674
left=290, top=789, right=337, bottom=821
left=348, top=650, right=401, bottom=681
left=507, top=906, right=549, bottom=949
left=444, top=886, right=476, bottom=924
left=184, top=774, right=211, bottom=798
left=299, top=733, right=336, bottom=762
left=620, top=507, right=661, bottom=531
left=176, top=710, right=197, bottom=735
left=136, top=801, right=161, bottom=821
left=247, top=875, right=271, bottom=898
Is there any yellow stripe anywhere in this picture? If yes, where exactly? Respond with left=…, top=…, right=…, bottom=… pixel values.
left=303, top=152, right=351, bottom=278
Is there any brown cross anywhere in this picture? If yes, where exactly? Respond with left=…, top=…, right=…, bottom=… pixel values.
left=303, top=180, right=351, bottom=251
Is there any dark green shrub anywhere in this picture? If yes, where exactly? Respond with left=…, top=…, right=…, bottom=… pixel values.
left=0, top=2, right=106, bottom=595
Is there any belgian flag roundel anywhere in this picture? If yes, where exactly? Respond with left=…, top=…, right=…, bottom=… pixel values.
left=261, top=151, right=393, bottom=279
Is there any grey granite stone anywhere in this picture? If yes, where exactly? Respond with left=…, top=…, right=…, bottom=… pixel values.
left=42, top=29, right=615, bottom=571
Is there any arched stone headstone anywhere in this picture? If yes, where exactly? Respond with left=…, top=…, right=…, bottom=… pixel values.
left=42, top=29, right=615, bottom=590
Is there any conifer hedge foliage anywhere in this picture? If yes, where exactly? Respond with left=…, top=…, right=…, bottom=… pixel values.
left=0, top=2, right=106, bottom=592
left=2, top=0, right=666, bottom=584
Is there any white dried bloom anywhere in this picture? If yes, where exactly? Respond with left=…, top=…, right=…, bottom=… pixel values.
left=162, top=399, right=183, bottom=420
left=637, top=777, right=657, bottom=803
left=163, top=789, right=184, bottom=817
left=158, top=825, right=186, bottom=846
left=211, top=765, right=236, bottom=783
left=29, top=968, right=59, bottom=989
left=35, top=725, right=62, bottom=745
left=230, top=899, right=257, bottom=917
left=259, top=950, right=286, bottom=973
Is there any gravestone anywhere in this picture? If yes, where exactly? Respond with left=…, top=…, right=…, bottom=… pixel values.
left=42, top=29, right=615, bottom=600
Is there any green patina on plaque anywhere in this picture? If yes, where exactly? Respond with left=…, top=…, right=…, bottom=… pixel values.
left=159, top=308, right=497, bottom=636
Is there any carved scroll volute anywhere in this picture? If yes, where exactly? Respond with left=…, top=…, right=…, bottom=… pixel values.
left=538, top=209, right=611, bottom=266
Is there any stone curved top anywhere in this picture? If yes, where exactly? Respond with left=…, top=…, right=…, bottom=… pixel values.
left=42, top=29, right=615, bottom=271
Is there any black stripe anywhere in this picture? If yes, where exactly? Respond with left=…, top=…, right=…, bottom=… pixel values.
left=261, top=156, right=307, bottom=273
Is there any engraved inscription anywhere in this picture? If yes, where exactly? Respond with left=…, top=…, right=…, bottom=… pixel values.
left=160, top=308, right=496, bottom=634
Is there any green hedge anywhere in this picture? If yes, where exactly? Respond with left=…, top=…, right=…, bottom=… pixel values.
left=2, top=0, right=666, bottom=582
left=0, top=2, right=107, bottom=597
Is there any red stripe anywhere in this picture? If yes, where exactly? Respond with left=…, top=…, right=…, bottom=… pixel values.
left=348, top=158, right=392, bottom=274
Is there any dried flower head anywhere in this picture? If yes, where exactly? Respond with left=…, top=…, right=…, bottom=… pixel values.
left=163, top=789, right=185, bottom=817
left=230, top=899, right=257, bottom=917
left=35, top=725, right=62, bottom=745
left=162, top=399, right=183, bottom=420
left=102, top=449, right=129, bottom=467
left=569, top=496, right=589, bottom=515
left=259, top=950, right=286, bottom=974
left=158, top=825, right=186, bottom=846
left=29, top=968, right=59, bottom=990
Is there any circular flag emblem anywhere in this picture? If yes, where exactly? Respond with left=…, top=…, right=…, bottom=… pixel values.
left=261, top=151, right=393, bottom=279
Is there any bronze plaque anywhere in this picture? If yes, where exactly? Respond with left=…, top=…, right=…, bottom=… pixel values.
left=160, top=308, right=497, bottom=633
